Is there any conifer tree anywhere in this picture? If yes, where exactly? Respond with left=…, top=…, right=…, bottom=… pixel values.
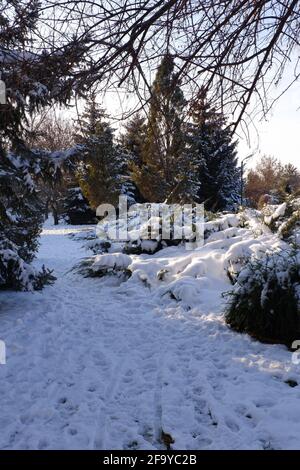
left=77, top=95, right=134, bottom=209
left=120, top=113, right=146, bottom=167
left=120, top=113, right=147, bottom=202
left=189, top=88, right=239, bottom=211
left=281, top=163, right=300, bottom=194
left=61, top=186, right=96, bottom=225
left=132, top=55, right=187, bottom=202
left=0, top=1, right=87, bottom=290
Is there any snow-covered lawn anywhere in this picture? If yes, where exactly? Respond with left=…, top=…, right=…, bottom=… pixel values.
left=0, top=220, right=300, bottom=450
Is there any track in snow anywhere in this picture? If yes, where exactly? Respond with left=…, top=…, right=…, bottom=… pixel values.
left=0, top=223, right=300, bottom=450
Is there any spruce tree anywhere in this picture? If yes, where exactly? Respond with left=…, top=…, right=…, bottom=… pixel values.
left=0, top=149, right=51, bottom=290
left=77, top=95, right=134, bottom=209
left=189, top=88, right=239, bottom=211
left=0, top=1, right=87, bottom=290
left=61, top=187, right=96, bottom=225
left=120, top=113, right=147, bottom=202
left=132, top=55, right=187, bottom=202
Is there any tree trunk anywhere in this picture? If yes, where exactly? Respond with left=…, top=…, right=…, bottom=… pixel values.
left=44, top=199, right=49, bottom=220
left=52, top=204, right=59, bottom=225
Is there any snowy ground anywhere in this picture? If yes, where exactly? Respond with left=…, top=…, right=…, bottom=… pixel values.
left=1, top=219, right=300, bottom=450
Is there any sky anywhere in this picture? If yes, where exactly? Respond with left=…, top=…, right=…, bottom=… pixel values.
left=238, top=72, right=300, bottom=169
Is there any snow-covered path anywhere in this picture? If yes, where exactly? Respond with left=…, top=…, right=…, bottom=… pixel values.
left=1, top=224, right=300, bottom=450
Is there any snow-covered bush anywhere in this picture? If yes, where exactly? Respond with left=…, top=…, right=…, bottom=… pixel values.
left=95, top=203, right=202, bottom=256
left=124, top=239, right=165, bottom=255
left=225, top=249, right=300, bottom=345
left=68, top=231, right=96, bottom=242
left=204, top=213, right=240, bottom=240
left=75, top=253, right=132, bottom=280
left=261, top=197, right=300, bottom=241
left=0, top=233, right=55, bottom=291
left=162, top=277, right=205, bottom=309
left=84, top=238, right=111, bottom=254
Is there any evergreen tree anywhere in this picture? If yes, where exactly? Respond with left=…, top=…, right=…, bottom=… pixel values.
left=132, top=55, right=187, bottom=202
left=0, top=1, right=87, bottom=290
left=281, top=163, right=300, bottom=194
left=120, top=113, right=147, bottom=202
left=77, top=95, right=134, bottom=209
left=189, top=88, right=239, bottom=211
left=0, top=148, right=54, bottom=290
left=61, top=187, right=96, bottom=225
left=120, top=113, right=146, bottom=167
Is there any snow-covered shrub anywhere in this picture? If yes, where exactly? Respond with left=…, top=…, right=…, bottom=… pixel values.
left=279, top=210, right=300, bottom=241
left=85, top=238, right=111, bottom=254
left=162, top=277, right=204, bottom=309
left=263, top=202, right=289, bottom=232
left=124, top=239, right=164, bottom=255
left=0, top=233, right=55, bottom=291
left=204, top=213, right=240, bottom=240
left=75, top=253, right=132, bottom=280
left=68, top=228, right=96, bottom=242
left=95, top=203, right=202, bottom=256
left=225, top=249, right=300, bottom=345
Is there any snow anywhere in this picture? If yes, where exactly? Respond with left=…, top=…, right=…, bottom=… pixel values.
left=92, top=253, right=132, bottom=271
left=264, top=203, right=287, bottom=226
left=0, top=219, right=300, bottom=450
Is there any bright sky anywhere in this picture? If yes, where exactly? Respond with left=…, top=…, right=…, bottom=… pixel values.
left=238, top=71, right=300, bottom=169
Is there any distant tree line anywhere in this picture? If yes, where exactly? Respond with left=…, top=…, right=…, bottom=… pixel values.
left=245, top=156, right=300, bottom=207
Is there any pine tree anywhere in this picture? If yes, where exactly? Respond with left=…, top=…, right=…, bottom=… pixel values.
left=132, top=55, right=187, bottom=202
left=189, top=88, right=239, bottom=211
left=77, top=95, right=134, bottom=209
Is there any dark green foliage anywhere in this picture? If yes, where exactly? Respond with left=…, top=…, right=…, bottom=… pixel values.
left=0, top=149, right=55, bottom=290
left=0, top=1, right=87, bottom=290
left=225, top=250, right=300, bottom=345
left=77, top=94, right=135, bottom=208
left=120, top=114, right=147, bottom=202
left=0, top=2, right=88, bottom=147
left=132, top=55, right=189, bottom=202
left=188, top=88, right=240, bottom=211
left=61, top=187, right=96, bottom=225
left=261, top=199, right=300, bottom=240
left=120, top=113, right=146, bottom=168
left=0, top=151, right=41, bottom=261
left=130, top=60, right=239, bottom=206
